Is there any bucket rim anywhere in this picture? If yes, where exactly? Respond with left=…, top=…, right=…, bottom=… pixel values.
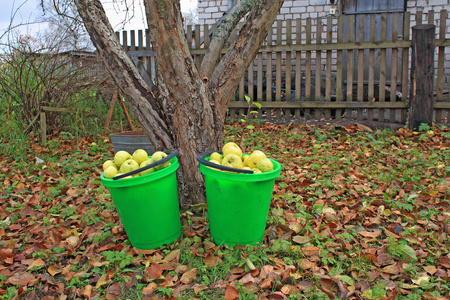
left=101, top=156, right=179, bottom=188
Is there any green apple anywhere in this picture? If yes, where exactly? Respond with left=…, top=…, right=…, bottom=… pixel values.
left=119, top=159, right=140, bottom=174
left=116, top=173, right=133, bottom=179
left=256, top=158, right=273, bottom=173
left=222, top=144, right=242, bottom=159
left=209, top=159, right=221, bottom=165
left=242, top=166, right=252, bottom=170
left=114, top=150, right=131, bottom=167
left=139, top=159, right=156, bottom=176
left=132, top=149, right=149, bottom=165
left=209, top=152, right=223, bottom=164
left=102, top=160, right=118, bottom=171
left=103, top=166, right=118, bottom=179
left=222, top=154, right=243, bottom=169
left=246, top=150, right=266, bottom=168
left=151, top=151, right=171, bottom=170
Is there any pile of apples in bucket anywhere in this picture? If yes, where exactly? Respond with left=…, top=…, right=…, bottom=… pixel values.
left=102, top=149, right=170, bottom=179
left=209, top=142, right=274, bottom=173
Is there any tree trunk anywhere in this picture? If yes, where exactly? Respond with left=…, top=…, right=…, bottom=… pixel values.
left=74, top=0, right=284, bottom=205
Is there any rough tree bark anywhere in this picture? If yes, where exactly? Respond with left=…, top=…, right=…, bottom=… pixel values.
left=74, top=0, right=284, bottom=205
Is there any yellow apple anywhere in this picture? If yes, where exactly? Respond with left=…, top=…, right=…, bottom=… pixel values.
left=246, top=150, right=266, bottom=168
left=102, top=160, right=118, bottom=171
left=151, top=151, right=171, bottom=170
left=252, top=168, right=263, bottom=174
left=256, top=158, right=273, bottom=172
left=222, top=144, right=242, bottom=159
left=103, top=166, right=118, bottom=179
left=209, top=152, right=223, bottom=164
left=119, top=159, right=140, bottom=173
left=139, top=159, right=156, bottom=176
left=222, top=154, right=243, bottom=169
left=132, top=149, right=149, bottom=165
left=114, top=150, right=131, bottom=167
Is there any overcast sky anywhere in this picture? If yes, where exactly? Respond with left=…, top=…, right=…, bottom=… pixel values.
left=0, top=0, right=198, bottom=40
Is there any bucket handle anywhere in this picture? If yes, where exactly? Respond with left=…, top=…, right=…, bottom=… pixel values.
left=197, top=151, right=254, bottom=174
left=113, top=149, right=179, bottom=180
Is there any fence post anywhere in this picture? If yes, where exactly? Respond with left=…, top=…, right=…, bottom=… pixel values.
left=408, top=24, right=435, bottom=130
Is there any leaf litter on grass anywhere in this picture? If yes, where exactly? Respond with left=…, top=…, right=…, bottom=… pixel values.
left=0, top=123, right=449, bottom=299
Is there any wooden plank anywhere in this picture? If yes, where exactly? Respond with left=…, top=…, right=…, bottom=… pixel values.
left=145, top=29, right=153, bottom=79
left=188, top=40, right=412, bottom=55
left=379, top=13, right=387, bottom=122
left=416, top=11, right=423, bottom=25
left=428, top=10, right=435, bottom=25
left=325, top=16, right=332, bottom=120
left=187, top=25, right=193, bottom=49
left=357, top=14, right=364, bottom=121
left=315, top=17, right=322, bottom=120
left=195, top=25, right=201, bottom=70
left=105, top=92, right=118, bottom=131
left=138, top=30, right=144, bottom=51
left=238, top=70, right=245, bottom=119
left=122, top=31, right=128, bottom=51
left=368, top=14, right=376, bottom=122
left=305, top=18, right=312, bottom=119
left=401, top=12, right=411, bottom=124
left=390, top=13, right=399, bottom=123
left=435, top=10, right=447, bottom=123
left=42, top=106, right=72, bottom=113
left=285, top=19, right=292, bottom=120
left=335, top=15, right=344, bottom=120
left=295, top=18, right=302, bottom=119
left=130, top=30, right=136, bottom=51
left=228, top=101, right=408, bottom=109
left=346, top=15, right=354, bottom=119
left=409, top=24, right=435, bottom=130
left=40, top=112, right=46, bottom=145
left=204, top=24, right=210, bottom=48
left=276, top=20, right=282, bottom=119
left=257, top=53, right=263, bottom=118
left=266, top=27, right=273, bottom=120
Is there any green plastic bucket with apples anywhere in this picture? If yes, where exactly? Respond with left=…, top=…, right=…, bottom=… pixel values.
left=197, top=152, right=281, bottom=246
left=101, top=151, right=181, bottom=250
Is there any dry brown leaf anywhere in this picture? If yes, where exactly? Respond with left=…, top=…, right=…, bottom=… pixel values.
left=224, top=285, right=239, bottom=300
left=203, top=254, right=222, bottom=267
left=142, top=283, right=157, bottom=295
left=180, top=268, right=197, bottom=284
left=147, top=263, right=163, bottom=280
left=7, top=271, right=35, bottom=286
left=26, top=258, right=46, bottom=271
left=95, top=274, right=108, bottom=289
left=164, top=249, right=180, bottom=262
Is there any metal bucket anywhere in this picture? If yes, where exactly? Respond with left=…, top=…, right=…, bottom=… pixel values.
left=110, top=130, right=155, bottom=155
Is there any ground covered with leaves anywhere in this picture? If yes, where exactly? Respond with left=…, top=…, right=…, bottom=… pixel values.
left=0, top=122, right=449, bottom=299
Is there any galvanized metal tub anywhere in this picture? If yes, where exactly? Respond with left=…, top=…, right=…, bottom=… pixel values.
left=110, top=130, right=155, bottom=155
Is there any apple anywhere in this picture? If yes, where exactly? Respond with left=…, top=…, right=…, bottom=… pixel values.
left=209, top=152, right=223, bottom=164
left=209, top=159, right=221, bottom=165
left=119, top=159, right=140, bottom=174
left=114, top=151, right=131, bottom=167
left=103, top=166, right=118, bottom=179
left=132, top=149, right=149, bottom=165
left=222, top=145, right=242, bottom=159
left=252, top=168, right=263, bottom=174
left=242, top=166, right=252, bottom=170
left=256, top=158, right=273, bottom=173
left=246, top=150, right=266, bottom=168
left=222, top=154, right=243, bottom=169
left=116, top=173, right=133, bottom=179
left=102, top=160, right=117, bottom=171
left=151, top=151, right=171, bottom=170
left=139, top=160, right=156, bottom=176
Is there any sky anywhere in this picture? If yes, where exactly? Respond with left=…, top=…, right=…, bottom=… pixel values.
left=0, top=0, right=198, bottom=40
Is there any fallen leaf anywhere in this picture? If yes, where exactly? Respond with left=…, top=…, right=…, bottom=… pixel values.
left=192, top=284, right=208, bottom=295
left=423, top=265, right=437, bottom=275
left=7, top=271, right=35, bottom=286
left=95, top=274, right=108, bottom=289
left=224, top=285, right=239, bottom=300
left=292, top=236, right=311, bottom=244
left=26, top=258, right=46, bottom=271
left=203, top=254, right=222, bottom=268
left=147, top=263, right=163, bottom=280
left=164, top=249, right=180, bottom=262
left=48, top=265, right=62, bottom=276
left=180, top=268, right=197, bottom=284
left=142, top=283, right=157, bottom=295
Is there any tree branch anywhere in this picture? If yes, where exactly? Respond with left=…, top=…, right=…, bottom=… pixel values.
left=199, top=0, right=257, bottom=80
left=210, top=0, right=285, bottom=120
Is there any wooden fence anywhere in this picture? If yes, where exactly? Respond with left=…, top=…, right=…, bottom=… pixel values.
left=118, top=9, right=450, bottom=126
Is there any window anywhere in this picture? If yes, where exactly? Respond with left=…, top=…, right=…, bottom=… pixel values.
left=342, top=0, right=406, bottom=14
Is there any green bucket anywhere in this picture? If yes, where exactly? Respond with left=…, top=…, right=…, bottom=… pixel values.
left=101, top=156, right=181, bottom=250
left=198, top=154, right=281, bottom=246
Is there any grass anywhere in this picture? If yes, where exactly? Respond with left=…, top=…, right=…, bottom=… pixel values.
left=0, top=120, right=449, bottom=299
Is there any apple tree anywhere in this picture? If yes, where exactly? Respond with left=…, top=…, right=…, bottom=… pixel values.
left=73, top=0, right=285, bottom=205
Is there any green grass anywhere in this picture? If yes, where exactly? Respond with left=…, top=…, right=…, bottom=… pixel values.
left=0, top=121, right=449, bottom=299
